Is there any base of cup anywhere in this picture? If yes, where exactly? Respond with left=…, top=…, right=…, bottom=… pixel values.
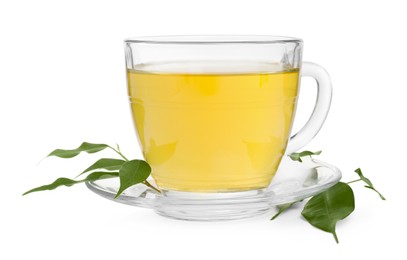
left=154, top=189, right=276, bottom=221
left=155, top=207, right=274, bottom=221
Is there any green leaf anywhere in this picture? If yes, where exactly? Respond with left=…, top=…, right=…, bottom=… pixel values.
left=354, top=168, right=386, bottom=200
left=23, top=171, right=119, bottom=196
left=354, top=168, right=373, bottom=186
left=364, top=186, right=386, bottom=200
left=76, top=158, right=126, bottom=178
left=271, top=201, right=300, bottom=220
left=289, top=150, right=322, bottom=163
left=301, top=182, right=355, bottom=243
left=47, top=142, right=109, bottom=158
left=115, top=160, right=151, bottom=198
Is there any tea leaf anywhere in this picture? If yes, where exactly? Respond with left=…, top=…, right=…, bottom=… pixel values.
left=271, top=201, right=300, bottom=220
left=364, top=186, right=386, bottom=200
left=115, top=160, right=151, bottom=198
left=353, top=168, right=386, bottom=200
left=76, top=158, right=126, bottom=178
left=354, top=168, right=373, bottom=186
left=47, top=142, right=109, bottom=158
left=23, top=171, right=119, bottom=196
left=289, top=150, right=322, bottom=163
left=301, top=182, right=355, bottom=243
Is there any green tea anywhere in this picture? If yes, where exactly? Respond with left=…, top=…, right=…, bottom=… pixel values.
left=127, top=62, right=299, bottom=192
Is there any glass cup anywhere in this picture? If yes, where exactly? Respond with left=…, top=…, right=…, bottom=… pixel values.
left=124, top=35, right=332, bottom=213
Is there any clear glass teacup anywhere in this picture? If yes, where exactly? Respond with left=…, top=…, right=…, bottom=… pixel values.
left=124, top=35, right=332, bottom=214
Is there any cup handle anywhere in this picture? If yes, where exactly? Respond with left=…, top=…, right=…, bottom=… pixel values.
left=285, top=62, right=333, bottom=154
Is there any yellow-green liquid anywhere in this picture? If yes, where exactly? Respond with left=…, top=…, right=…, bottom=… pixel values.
left=127, top=64, right=299, bottom=192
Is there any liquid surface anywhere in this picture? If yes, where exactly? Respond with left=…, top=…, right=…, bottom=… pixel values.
left=127, top=62, right=299, bottom=192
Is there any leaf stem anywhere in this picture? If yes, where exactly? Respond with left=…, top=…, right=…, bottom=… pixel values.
left=108, top=146, right=130, bottom=161
left=143, top=180, right=161, bottom=193
left=333, top=231, right=339, bottom=244
left=346, top=179, right=362, bottom=184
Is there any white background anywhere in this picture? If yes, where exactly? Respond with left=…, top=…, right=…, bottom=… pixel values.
left=1, top=0, right=406, bottom=259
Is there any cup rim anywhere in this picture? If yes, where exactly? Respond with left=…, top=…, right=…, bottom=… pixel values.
left=124, top=35, right=302, bottom=44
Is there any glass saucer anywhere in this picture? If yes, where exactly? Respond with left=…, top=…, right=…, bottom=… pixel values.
left=86, top=157, right=341, bottom=221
